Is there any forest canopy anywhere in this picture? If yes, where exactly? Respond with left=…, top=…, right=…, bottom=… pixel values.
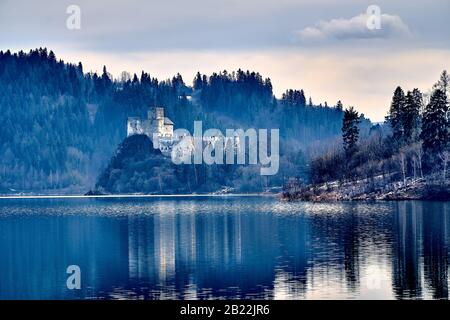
left=0, top=48, right=369, bottom=193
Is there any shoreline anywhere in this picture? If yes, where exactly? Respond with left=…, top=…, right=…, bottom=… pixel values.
left=282, top=177, right=450, bottom=202
left=280, top=196, right=450, bottom=203
left=0, top=193, right=276, bottom=200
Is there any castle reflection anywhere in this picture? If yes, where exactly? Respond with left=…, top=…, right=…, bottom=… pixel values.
left=0, top=198, right=449, bottom=299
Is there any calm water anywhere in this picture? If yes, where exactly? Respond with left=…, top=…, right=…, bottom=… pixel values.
left=0, top=196, right=449, bottom=300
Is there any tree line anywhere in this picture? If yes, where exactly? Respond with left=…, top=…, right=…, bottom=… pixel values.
left=0, top=48, right=354, bottom=193
left=311, top=70, right=449, bottom=187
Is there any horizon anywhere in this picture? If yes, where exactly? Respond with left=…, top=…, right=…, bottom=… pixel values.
left=2, top=46, right=447, bottom=124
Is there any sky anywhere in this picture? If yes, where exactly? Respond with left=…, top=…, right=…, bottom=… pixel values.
left=0, top=0, right=449, bottom=121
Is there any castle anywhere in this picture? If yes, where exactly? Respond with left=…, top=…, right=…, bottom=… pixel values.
left=127, top=107, right=175, bottom=155
left=127, top=106, right=241, bottom=161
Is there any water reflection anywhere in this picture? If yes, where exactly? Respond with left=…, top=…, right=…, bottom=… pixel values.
left=0, top=198, right=449, bottom=299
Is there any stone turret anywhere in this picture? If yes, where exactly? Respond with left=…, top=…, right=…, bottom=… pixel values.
left=127, top=107, right=174, bottom=155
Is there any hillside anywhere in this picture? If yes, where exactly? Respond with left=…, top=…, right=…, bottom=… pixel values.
left=0, top=48, right=367, bottom=194
left=282, top=72, right=450, bottom=202
left=95, top=135, right=180, bottom=194
left=95, top=134, right=281, bottom=194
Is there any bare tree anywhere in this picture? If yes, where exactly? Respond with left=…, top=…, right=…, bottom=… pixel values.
left=412, top=155, right=418, bottom=179
left=411, top=142, right=424, bottom=179
left=396, top=150, right=407, bottom=186
left=439, top=151, right=450, bottom=183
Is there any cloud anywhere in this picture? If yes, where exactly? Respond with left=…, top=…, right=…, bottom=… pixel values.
left=297, top=13, right=410, bottom=41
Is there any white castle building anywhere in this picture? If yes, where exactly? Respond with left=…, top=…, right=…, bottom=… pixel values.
left=128, top=106, right=241, bottom=160
left=127, top=107, right=175, bottom=155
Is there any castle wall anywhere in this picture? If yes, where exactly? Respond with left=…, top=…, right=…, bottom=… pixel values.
left=159, top=124, right=173, bottom=138
left=127, top=107, right=183, bottom=156
left=127, top=118, right=144, bottom=136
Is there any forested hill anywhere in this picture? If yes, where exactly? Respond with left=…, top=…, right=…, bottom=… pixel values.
left=283, top=71, right=450, bottom=201
left=0, top=48, right=370, bottom=193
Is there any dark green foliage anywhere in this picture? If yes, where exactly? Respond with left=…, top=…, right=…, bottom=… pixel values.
left=387, top=86, right=406, bottom=144
left=95, top=135, right=309, bottom=193
left=421, top=89, right=448, bottom=161
left=0, top=48, right=94, bottom=191
left=386, top=87, right=422, bottom=146
left=310, top=151, right=345, bottom=184
left=96, top=135, right=178, bottom=193
left=309, top=72, right=449, bottom=186
left=0, top=48, right=355, bottom=193
left=403, top=89, right=422, bottom=143
left=0, top=49, right=190, bottom=192
left=342, top=107, right=360, bottom=156
left=281, top=89, right=306, bottom=107
left=433, top=70, right=450, bottom=97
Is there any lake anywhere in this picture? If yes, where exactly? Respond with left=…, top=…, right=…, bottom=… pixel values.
left=0, top=196, right=449, bottom=300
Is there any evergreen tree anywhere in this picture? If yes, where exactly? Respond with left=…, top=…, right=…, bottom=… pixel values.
left=281, top=89, right=306, bottom=107
left=0, top=48, right=352, bottom=193
left=102, top=65, right=111, bottom=82
left=421, top=89, right=448, bottom=164
left=342, top=107, right=361, bottom=156
left=433, top=70, right=450, bottom=97
left=193, top=72, right=203, bottom=90
left=433, top=71, right=450, bottom=140
left=403, top=89, right=422, bottom=143
left=387, top=86, right=406, bottom=144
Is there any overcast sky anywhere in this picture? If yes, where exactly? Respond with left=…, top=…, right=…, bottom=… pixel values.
left=1, top=0, right=449, bottom=121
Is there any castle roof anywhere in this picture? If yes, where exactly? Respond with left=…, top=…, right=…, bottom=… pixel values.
left=164, top=117, right=174, bottom=125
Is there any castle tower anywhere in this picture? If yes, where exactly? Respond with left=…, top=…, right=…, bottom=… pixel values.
left=148, top=107, right=165, bottom=136
left=148, top=107, right=164, bottom=120
left=127, top=106, right=174, bottom=155
left=127, top=117, right=144, bottom=136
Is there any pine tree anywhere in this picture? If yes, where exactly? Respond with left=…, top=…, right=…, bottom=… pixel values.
left=433, top=70, right=450, bottom=97
left=433, top=70, right=450, bottom=146
left=193, top=72, right=203, bottom=90
left=281, top=89, right=306, bottom=107
left=102, top=65, right=109, bottom=81
left=335, top=100, right=343, bottom=111
left=387, top=86, right=406, bottom=144
left=421, top=89, right=448, bottom=164
left=201, top=75, right=208, bottom=87
left=77, top=62, right=83, bottom=74
left=342, top=107, right=361, bottom=156
left=403, top=89, right=422, bottom=143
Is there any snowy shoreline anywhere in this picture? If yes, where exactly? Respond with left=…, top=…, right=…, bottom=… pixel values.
left=282, top=175, right=450, bottom=202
